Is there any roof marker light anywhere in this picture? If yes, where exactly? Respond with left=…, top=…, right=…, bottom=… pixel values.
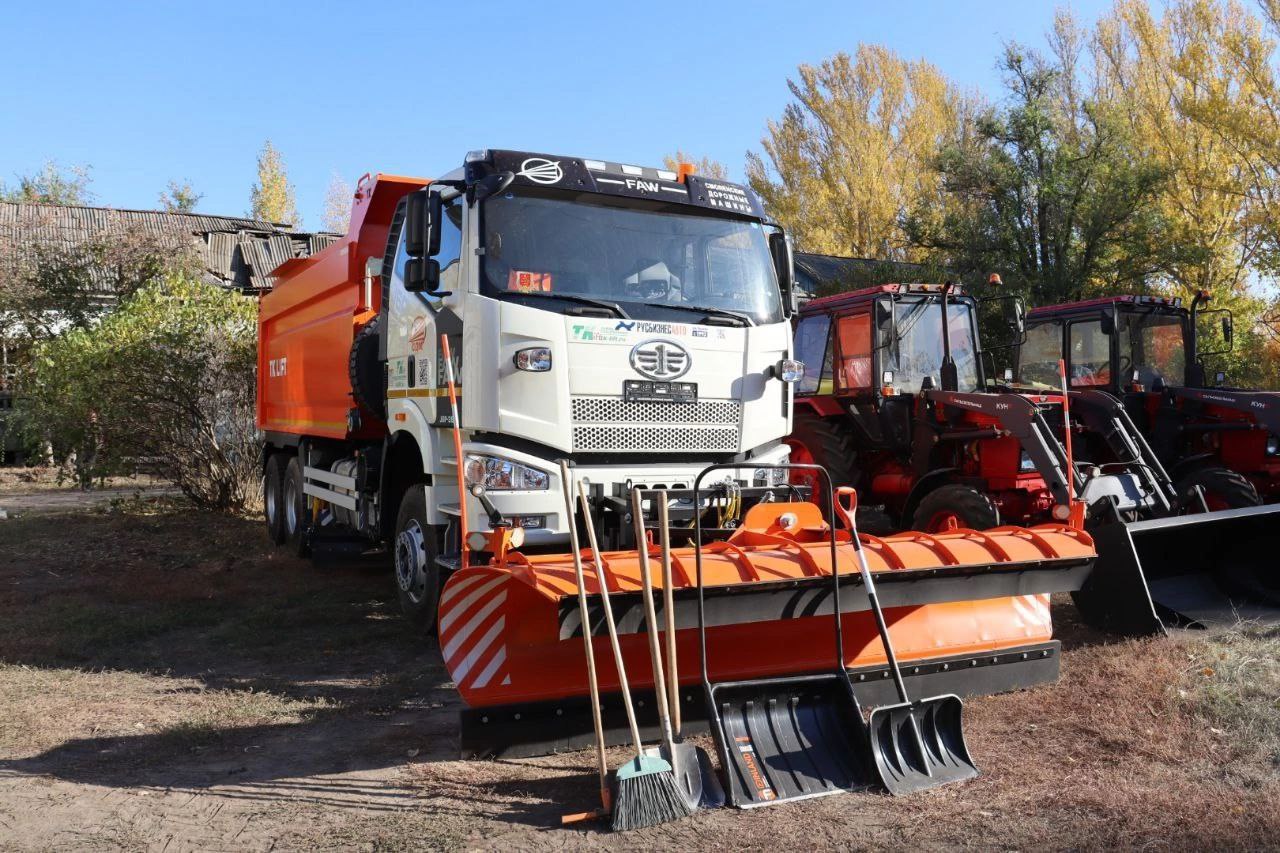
left=584, top=159, right=606, bottom=171
left=676, top=162, right=697, bottom=183
left=657, top=169, right=678, bottom=181
left=620, top=164, right=643, bottom=176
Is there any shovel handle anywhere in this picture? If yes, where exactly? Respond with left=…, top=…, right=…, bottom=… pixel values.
left=658, top=497, right=681, bottom=737
left=558, top=461, right=610, bottom=811
left=632, top=489, right=678, bottom=756
left=841, top=487, right=913, bottom=705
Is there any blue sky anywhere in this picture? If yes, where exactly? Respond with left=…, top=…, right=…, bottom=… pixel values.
left=1, top=0, right=1114, bottom=228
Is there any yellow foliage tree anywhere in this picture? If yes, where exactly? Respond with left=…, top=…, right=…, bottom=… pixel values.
left=662, top=151, right=728, bottom=180
left=249, top=140, right=300, bottom=226
left=746, top=45, right=972, bottom=258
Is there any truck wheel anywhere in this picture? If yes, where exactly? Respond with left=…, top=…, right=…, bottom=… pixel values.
left=283, top=456, right=312, bottom=558
left=787, top=409, right=858, bottom=505
left=912, top=484, right=1000, bottom=533
left=349, top=314, right=385, bottom=420
left=264, top=453, right=287, bottom=546
left=394, top=485, right=442, bottom=629
left=1175, top=466, right=1260, bottom=513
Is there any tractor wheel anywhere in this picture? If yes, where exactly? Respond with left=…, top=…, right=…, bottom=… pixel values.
left=911, top=484, right=1000, bottom=533
left=283, top=456, right=312, bottom=558
left=786, top=409, right=858, bottom=505
left=393, top=484, right=443, bottom=629
left=1174, top=466, right=1260, bottom=513
left=263, top=453, right=288, bottom=546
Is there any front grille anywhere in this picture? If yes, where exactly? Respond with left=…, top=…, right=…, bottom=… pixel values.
left=570, top=396, right=741, bottom=452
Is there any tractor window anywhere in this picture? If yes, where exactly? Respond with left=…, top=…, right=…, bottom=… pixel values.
left=1018, top=322, right=1063, bottom=388
left=835, top=313, right=872, bottom=391
left=884, top=298, right=980, bottom=394
left=794, top=314, right=832, bottom=395
left=1121, top=313, right=1186, bottom=387
left=1069, top=321, right=1111, bottom=387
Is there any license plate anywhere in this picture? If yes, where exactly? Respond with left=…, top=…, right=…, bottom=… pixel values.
left=624, top=380, right=697, bottom=403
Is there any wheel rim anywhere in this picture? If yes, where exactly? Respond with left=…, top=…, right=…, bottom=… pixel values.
left=265, top=474, right=278, bottom=526
left=284, top=476, right=299, bottom=534
left=396, top=520, right=428, bottom=604
left=924, top=510, right=964, bottom=533
left=786, top=440, right=820, bottom=495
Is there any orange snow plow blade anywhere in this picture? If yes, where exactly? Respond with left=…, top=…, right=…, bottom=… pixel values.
left=442, top=501, right=1095, bottom=757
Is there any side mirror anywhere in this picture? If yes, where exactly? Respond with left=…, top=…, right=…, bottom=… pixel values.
left=874, top=296, right=898, bottom=348
left=405, top=191, right=428, bottom=257
left=1222, top=314, right=1234, bottom=350
left=769, top=231, right=796, bottom=317
left=405, top=257, right=440, bottom=293
left=1008, top=299, right=1026, bottom=337
left=404, top=189, right=443, bottom=259
left=1100, top=309, right=1115, bottom=336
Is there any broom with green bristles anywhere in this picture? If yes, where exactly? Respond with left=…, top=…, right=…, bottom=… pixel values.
left=574, top=479, right=692, bottom=832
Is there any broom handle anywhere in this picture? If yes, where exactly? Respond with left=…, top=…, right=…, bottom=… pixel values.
left=577, top=480, right=644, bottom=754
left=560, top=462, right=609, bottom=809
left=632, top=489, right=677, bottom=756
left=658, top=497, right=681, bottom=737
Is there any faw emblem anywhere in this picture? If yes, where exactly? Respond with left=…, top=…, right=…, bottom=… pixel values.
left=629, top=339, right=690, bottom=380
left=517, top=157, right=563, bottom=185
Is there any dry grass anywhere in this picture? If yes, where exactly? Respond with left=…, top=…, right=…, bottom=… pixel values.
left=0, top=497, right=1277, bottom=850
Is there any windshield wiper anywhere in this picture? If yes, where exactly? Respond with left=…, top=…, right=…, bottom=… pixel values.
left=645, top=302, right=752, bottom=327
left=502, top=290, right=630, bottom=318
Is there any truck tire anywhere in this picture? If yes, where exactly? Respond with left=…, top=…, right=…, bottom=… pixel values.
left=393, top=485, right=442, bottom=629
left=283, top=456, right=312, bottom=558
left=263, top=453, right=287, bottom=546
left=786, top=409, right=859, bottom=504
left=1175, top=466, right=1260, bottom=513
left=349, top=314, right=385, bottom=420
left=912, top=484, right=1000, bottom=533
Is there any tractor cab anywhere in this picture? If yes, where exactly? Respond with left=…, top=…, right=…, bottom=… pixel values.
left=1016, top=294, right=1234, bottom=431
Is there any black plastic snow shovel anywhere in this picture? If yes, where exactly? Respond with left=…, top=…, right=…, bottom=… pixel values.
left=694, top=463, right=873, bottom=809
left=834, top=487, right=978, bottom=796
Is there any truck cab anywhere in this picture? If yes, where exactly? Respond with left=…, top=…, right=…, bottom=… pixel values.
left=259, top=150, right=801, bottom=623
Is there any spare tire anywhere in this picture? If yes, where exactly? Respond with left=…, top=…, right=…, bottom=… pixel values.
left=349, top=314, right=385, bottom=420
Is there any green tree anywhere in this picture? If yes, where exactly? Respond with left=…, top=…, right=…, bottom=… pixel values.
left=0, top=161, right=93, bottom=205
left=908, top=20, right=1170, bottom=306
left=159, top=179, right=202, bottom=213
left=26, top=275, right=259, bottom=509
left=249, top=140, right=300, bottom=226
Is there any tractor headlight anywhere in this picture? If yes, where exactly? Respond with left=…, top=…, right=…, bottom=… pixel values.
left=1267, top=435, right=1279, bottom=456
left=464, top=454, right=550, bottom=490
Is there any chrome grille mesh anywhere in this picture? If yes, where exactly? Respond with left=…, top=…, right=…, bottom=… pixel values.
left=570, top=396, right=741, bottom=452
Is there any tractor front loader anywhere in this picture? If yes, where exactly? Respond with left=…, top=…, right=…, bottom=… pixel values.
left=788, top=273, right=1280, bottom=637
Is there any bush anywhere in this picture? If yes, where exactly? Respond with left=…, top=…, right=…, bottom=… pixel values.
left=26, top=274, right=259, bottom=511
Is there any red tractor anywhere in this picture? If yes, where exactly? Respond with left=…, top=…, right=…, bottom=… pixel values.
left=787, top=277, right=1280, bottom=635
left=1018, top=292, right=1280, bottom=506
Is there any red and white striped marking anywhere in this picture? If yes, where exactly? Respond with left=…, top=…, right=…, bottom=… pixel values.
left=439, top=571, right=511, bottom=693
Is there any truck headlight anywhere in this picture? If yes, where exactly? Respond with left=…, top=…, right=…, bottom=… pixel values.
left=514, top=347, right=552, bottom=372
left=1267, top=435, right=1279, bottom=456
left=464, top=454, right=550, bottom=490
left=774, top=358, right=805, bottom=383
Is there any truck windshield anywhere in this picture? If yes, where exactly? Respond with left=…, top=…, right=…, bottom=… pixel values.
left=1120, top=311, right=1186, bottom=387
left=887, top=297, right=981, bottom=393
left=480, top=190, right=783, bottom=324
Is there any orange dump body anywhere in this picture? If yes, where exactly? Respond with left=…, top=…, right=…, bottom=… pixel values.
left=438, top=502, right=1095, bottom=709
left=257, top=173, right=427, bottom=440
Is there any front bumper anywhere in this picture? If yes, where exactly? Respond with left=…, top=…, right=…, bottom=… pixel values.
left=455, top=440, right=793, bottom=547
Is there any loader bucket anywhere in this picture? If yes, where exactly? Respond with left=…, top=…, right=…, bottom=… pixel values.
left=1072, top=504, right=1280, bottom=635
left=868, top=695, right=977, bottom=795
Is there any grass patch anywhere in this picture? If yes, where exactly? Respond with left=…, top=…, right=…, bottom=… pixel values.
left=1182, top=624, right=1280, bottom=778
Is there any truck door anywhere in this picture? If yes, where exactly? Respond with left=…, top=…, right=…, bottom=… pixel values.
left=386, top=192, right=465, bottom=426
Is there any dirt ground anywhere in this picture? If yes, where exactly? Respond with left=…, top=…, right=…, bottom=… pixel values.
left=0, top=482, right=1277, bottom=851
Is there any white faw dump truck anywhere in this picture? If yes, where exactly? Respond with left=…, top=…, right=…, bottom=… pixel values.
left=258, top=150, right=803, bottom=624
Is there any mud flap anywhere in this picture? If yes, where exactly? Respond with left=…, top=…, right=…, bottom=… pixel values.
left=1073, top=504, right=1280, bottom=635
left=708, top=674, right=871, bottom=808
